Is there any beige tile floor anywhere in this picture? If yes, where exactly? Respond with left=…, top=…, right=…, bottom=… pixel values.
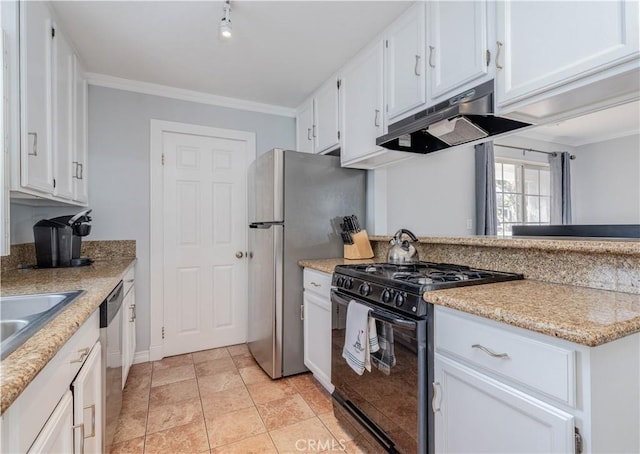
left=110, top=343, right=366, bottom=453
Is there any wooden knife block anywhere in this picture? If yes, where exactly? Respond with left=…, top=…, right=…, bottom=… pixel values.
left=344, top=230, right=374, bottom=259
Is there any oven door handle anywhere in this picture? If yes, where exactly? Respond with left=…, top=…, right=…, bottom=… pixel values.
left=370, top=310, right=417, bottom=330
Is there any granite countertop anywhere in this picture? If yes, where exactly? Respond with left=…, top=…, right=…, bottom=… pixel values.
left=369, top=235, right=640, bottom=256
left=298, top=257, right=377, bottom=274
left=424, top=280, right=640, bottom=347
left=0, top=258, right=136, bottom=414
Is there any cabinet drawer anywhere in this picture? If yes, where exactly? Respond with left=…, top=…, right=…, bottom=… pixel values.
left=435, top=307, right=575, bottom=406
left=303, top=269, right=332, bottom=298
left=66, top=310, right=100, bottom=379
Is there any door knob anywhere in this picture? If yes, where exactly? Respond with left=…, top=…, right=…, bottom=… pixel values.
left=235, top=251, right=244, bottom=259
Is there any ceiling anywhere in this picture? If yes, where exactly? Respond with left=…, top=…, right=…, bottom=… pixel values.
left=52, top=1, right=412, bottom=109
left=519, top=100, right=640, bottom=147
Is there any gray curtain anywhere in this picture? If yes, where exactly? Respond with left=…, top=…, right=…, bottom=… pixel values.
left=549, top=152, right=572, bottom=224
left=475, top=142, right=497, bottom=235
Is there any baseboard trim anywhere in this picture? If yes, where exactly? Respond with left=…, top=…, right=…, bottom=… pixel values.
left=133, top=350, right=150, bottom=364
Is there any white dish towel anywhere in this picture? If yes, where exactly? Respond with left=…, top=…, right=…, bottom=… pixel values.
left=342, top=300, right=380, bottom=375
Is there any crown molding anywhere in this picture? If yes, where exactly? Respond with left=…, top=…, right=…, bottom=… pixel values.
left=85, top=73, right=297, bottom=118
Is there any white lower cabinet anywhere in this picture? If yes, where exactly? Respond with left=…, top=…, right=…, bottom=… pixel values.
left=434, top=306, right=640, bottom=453
left=434, top=354, right=574, bottom=453
left=1, top=311, right=101, bottom=453
left=303, top=268, right=333, bottom=392
left=27, top=391, right=74, bottom=454
left=71, top=342, right=102, bottom=454
left=122, top=267, right=137, bottom=387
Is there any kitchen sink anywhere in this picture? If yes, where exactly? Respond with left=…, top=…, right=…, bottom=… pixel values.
left=0, top=290, right=85, bottom=359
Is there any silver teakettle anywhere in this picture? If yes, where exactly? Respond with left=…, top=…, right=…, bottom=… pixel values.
left=387, top=229, right=420, bottom=264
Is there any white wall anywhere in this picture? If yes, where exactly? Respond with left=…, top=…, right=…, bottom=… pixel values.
left=572, top=134, right=640, bottom=224
left=9, top=86, right=296, bottom=356
left=384, top=144, right=476, bottom=236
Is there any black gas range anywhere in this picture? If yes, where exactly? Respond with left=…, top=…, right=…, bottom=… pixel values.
left=330, top=261, right=523, bottom=454
left=332, top=261, right=524, bottom=317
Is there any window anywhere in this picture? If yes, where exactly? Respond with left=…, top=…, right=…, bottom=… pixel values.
left=495, top=159, right=551, bottom=236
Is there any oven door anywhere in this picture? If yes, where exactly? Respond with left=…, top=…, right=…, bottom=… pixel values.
left=331, top=289, right=430, bottom=454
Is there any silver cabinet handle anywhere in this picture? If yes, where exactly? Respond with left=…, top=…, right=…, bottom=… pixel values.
left=312, top=124, right=317, bottom=138
left=309, top=282, right=321, bottom=288
left=70, top=347, right=90, bottom=364
left=414, top=54, right=421, bottom=76
left=126, top=279, right=135, bottom=284
left=27, top=132, right=38, bottom=156
left=428, top=46, right=435, bottom=68
left=84, top=404, right=96, bottom=438
left=72, top=161, right=79, bottom=178
left=300, top=304, right=304, bottom=321
left=432, top=382, right=441, bottom=412
left=307, top=128, right=312, bottom=141
left=72, top=423, right=85, bottom=454
left=374, top=109, right=380, bottom=127
left=495, top=41, right=503, bottom=70
left=78, top=163, right=83, bottom=180
left=235, top=251, right=244, bottom=259
left=472, top=343, right=509, bottom=359
left=129, top=304, right=136, bottom=322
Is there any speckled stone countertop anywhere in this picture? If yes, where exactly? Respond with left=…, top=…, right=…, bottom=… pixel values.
left=0, top=258, right=136, bottom=414
left=369, top=235, right=640, bottom=256
left=424, top=280, right=640, bottom=346
left=298, top=258, right=378, bottom=274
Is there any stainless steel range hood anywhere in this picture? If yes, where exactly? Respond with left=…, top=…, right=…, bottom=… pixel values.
left=376, top=80, right=531, bottom=154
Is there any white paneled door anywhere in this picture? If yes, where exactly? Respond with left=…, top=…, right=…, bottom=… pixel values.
left=161, top=128, right=250, bottom=357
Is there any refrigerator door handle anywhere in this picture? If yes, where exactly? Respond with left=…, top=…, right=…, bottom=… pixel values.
left=249, top=222, right=284, bottom=229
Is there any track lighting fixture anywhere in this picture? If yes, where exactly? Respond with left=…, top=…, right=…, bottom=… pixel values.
left=220, top=0, right=232, bottom=40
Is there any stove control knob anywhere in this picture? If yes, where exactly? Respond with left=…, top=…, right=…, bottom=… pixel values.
left=381, top=289, right=392, bottom=303
left=359, top=283, right=371, bottom=296
left=336, top=277, right=344, bottom=287
left=394, top=293, right=406, bottom=307
left=344, top=278, right=353, bottom=290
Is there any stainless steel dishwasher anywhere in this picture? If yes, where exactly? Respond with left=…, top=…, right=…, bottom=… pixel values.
left=99, top=281, right=124, bottom=453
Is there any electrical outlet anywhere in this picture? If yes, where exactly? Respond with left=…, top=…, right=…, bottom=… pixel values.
left=466, top=219, right=473, bottom=230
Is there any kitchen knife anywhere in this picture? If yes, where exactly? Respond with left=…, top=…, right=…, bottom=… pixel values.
left=341, top=231, right=354, bottom=244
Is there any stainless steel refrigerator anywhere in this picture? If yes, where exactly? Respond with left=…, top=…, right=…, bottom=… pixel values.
left=248, top=148, right=366, bottom=378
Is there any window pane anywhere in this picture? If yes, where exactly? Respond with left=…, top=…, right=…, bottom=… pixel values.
left=540, top=169, right=551, bottom=196
left=540, top=196, right=551, bottom=222
left=503, top=193, right=521, bottom=223
left=526, top=196, right=540, bottom=222
left=524, top=168, right=539, bottom=195
left=496, top=193, right=504, bottom=222
left=495, top=163, right=503, bottom=191
left=502, top=164, right=518, bottom=193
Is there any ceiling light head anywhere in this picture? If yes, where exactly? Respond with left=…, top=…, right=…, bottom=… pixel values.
left=220, top=0, right=232, bottom=40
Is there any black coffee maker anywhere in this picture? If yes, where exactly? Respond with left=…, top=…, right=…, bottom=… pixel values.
left=33, top=209, right=93, bottom=268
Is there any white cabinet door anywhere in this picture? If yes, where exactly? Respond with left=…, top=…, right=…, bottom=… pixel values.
left=341, top=41, right=385, bottom=165
left=496, top=0, right=640, bottom=107
left=20, top=0, right=53, bottom=194
left=52, top=24, right=75, bottom=200
left=295, top=98, right=314, bottom=153
left=122, top=281, right=136, bottom=387
left=73, top=54, right=88, bottom=204
left=303, top=290, right=332, bottom=392
left=28, top=391, right=74, bottom=454
left=428, top=1, right=491, bottom=101
left=385, top=2, right=426, bottom=123
left=434, top=355, right=575, bottom=454
left=71, top=342, right=102, bottom=454
left=313, top=78, right=340, bottom=154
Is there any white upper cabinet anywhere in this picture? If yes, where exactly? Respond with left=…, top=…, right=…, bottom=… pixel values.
left=427, top=0, right=493, bottom=102
left=340, top=41, right=385, bottom=166
left=385, top=1, right=426, bottom=124
left=313, top=78, right=340, bottom=154
left=295, top=77, right=340, bottom=154
left=495, top=0, right=640, bottom=109
left=73, top=54, right=89, bottom=203
left=20, top=0, right=54, bottom=194
left=52, top=25, right=75, bottom=200
left=295, top=98, right=314, bottom=153
left=14, top=0, right=89, bottom=205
